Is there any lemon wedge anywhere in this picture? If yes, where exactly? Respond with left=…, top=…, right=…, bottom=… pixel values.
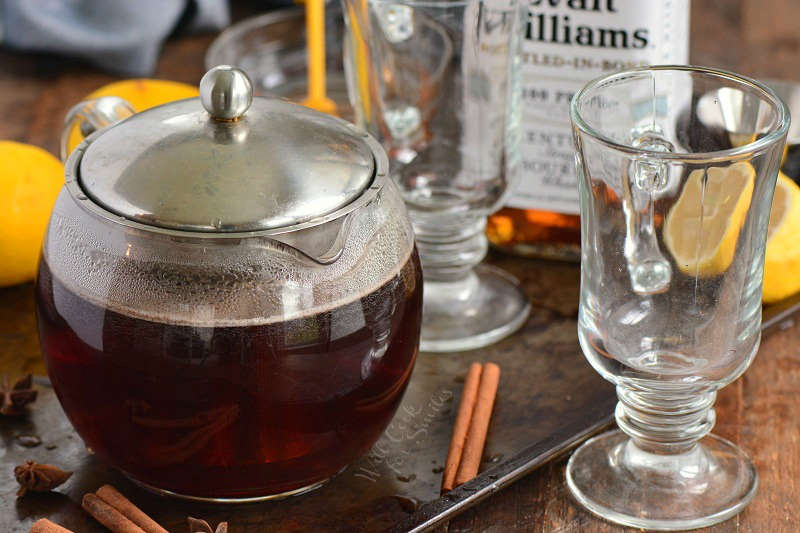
left=763, top=172, right=800, bottom=303
left=664, top=162, right=755, bottom=277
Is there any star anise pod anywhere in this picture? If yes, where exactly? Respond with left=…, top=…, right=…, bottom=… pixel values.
left=188, top=516, right=228, bottom=533
left=1, top=374, right=37, bottom=416
left=14, top=461, right=72, bottom=497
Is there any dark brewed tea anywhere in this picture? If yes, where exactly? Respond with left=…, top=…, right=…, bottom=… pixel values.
left=36, top=252, right=422, bottom=499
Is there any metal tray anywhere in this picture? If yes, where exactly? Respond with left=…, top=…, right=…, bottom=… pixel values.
left=2, top=255, right=797, bottom=532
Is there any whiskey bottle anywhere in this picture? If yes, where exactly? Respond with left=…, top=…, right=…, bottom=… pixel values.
left=489, top=0, right=690, bottom=260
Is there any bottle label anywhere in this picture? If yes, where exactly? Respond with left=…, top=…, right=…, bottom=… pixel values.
left=507, top=0, right=689, bottom=214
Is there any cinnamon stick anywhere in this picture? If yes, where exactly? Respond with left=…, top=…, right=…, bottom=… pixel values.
left=82, top=493, right=145, bottom=533
left=29, top=518, right=74, bottom=533
left=441, top=362, right=483, bottom=494
left=453, top=362, right=500, bottom=487
left=96, top=485, right=168, bottom=533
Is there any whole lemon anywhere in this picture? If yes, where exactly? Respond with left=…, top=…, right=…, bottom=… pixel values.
left=763, top=173, right=800, bottom=303
left=0, top=141, right=63, bottom=287
left=66, top=79, right=198, bottom=154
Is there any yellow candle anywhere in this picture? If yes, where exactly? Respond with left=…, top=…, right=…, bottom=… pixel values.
left=302, top=0, right=338, bottom=115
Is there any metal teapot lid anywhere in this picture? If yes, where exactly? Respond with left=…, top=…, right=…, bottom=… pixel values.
left=77, top=66, right=375, bottom=233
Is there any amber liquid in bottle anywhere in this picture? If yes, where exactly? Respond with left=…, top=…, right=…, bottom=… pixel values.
left=488, top=208, right=581, bottom=261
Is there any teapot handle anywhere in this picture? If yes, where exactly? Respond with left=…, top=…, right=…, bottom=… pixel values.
left=60, top=96, right=136, bottom=162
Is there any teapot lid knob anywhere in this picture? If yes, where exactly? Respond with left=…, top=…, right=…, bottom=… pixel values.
left=200, top=65, right=253, bottom=121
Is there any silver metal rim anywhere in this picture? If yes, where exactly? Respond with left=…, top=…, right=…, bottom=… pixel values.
left=64, top=125, right=390, bottom=240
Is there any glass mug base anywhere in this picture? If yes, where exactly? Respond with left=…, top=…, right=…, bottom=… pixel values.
left=566, top=430, right=758, bottom=531
left=124, top=470, right=338, bottom=503
left=420, top=264, right=531, bottom=353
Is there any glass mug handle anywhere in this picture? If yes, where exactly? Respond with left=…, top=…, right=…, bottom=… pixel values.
left=60, top=97, right=135, bottom=162
left=622, top=132, right=676, bottom=296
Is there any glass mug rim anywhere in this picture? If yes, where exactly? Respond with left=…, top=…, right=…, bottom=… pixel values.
left=570, top=64, right=790, bottom=163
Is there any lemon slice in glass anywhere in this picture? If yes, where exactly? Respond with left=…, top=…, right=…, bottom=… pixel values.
left=763, top=172, right=800, bottom=303
left=664, top=161, right=755, bottom=277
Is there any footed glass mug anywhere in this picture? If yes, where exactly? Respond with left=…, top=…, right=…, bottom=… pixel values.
left=37, top=66, right=423, bottom=502
left=342, top=0, right=529, bottom=352
left=568, top=66, right=788, bottom=529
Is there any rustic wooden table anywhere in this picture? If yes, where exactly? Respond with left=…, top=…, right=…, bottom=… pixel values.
left=1, top=1, right=799, bottom=531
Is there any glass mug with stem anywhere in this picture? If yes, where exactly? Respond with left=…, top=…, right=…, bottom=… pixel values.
left=342, top=0, right=530, bottom=352
left=568, top=65, right=789, bottom=530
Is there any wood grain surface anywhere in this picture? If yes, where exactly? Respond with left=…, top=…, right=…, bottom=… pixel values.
left=1, top=0, right=799, bottom=531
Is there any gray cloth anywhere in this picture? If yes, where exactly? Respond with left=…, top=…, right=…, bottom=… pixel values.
left=0, top=0, right=229, bottom=76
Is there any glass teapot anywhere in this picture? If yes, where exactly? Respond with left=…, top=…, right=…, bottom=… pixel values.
left=36, top=66, right=422, bottom=501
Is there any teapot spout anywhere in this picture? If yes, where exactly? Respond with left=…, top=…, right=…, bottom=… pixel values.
left=273, top=214, right=353, bottom=265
